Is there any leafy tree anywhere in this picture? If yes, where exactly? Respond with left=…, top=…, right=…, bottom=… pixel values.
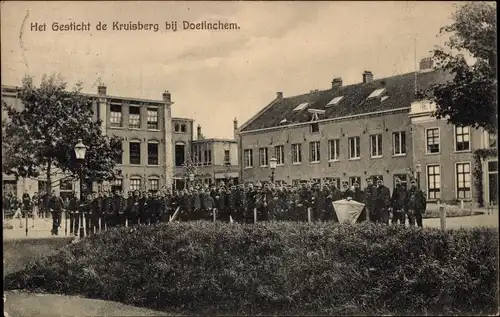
left=422, top=2, right=497, bottom=133
left=2, top=74, right=123, bottom=193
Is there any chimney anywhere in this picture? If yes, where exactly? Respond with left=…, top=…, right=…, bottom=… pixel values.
left=233, top=117, right=238, bottom=139
left=197, top=124, right=202, bottom=139
left=276, top=92, right=283, bottom=100
left=97, top=85, right=107, bottom=96
left=162, top=90, right=171, bottom=102
left=362, top=71, right=373, bottom=84
left=419, top=57, right=434, bottom=71
left=331, top=77, right=343, bottom=88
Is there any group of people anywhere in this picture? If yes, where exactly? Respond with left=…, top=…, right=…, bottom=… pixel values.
left=3, top=176, right=427, bottom=236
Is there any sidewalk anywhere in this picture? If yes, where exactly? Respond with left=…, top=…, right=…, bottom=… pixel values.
left=4, top=291, right=168, bottom=317
left=3, top=214, right=75, bottom=240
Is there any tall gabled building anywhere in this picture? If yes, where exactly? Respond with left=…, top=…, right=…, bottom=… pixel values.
left=237, top=59, right=498, bottom=205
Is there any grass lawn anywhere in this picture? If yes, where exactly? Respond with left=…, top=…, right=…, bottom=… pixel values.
left=3, top=237, right=74, bottom=277
left=422, top=208, right=485, bottom=219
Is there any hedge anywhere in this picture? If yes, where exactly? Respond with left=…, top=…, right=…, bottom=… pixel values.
left=4, top=222, right=498, bottom=315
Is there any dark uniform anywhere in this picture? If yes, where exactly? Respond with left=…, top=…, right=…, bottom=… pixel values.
left=201, top=190, right=215, bottom=221
left=128, top=192, right=141, bottom=226
left=112, top=192, right=126, bottom=226
left=363, top=178, right=377, bottom=222
left=48, top=193, right=64, bottom=235
left=68, top=194, right=79, bottom=235
left=102, top=192, right=113, bottom=229
left=374, top=179, right=391, bottom=224
left=405, top=179, right=426, bottom=227
left=391, top=180, right=407, bottom=225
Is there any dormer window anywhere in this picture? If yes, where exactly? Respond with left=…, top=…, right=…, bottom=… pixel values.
left=308, top=109, right=326, bottom=122
left=368, top=88, right=386, bottom=99
left=326, top=96, right=344, bottom=107
left=293, top=102, right=309, bottom=112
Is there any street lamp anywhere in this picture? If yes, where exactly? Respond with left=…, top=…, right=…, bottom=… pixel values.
left=74, top=139, right=87, bottom=239
left=269, top=156, right=277, bottom=184
left=415, top=163, right=422, bottom=189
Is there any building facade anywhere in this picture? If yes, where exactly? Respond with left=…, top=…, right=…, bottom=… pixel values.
left=1, top=84, right=175, bottom=197
left=171, top=117, right=194, bottom=190
left=237, top=60, right=498, bottom=205
left=191, top=120, right=239, bottom=186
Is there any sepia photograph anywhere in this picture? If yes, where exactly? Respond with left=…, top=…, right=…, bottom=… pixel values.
left=1, top=1, right=498, bottom=316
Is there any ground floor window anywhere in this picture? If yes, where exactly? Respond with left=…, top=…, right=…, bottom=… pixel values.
left=3, top=180, right=17, bottom=196
left=456, top=162, right=471, bottom=200
left=427, top=165, right=441, bottom=200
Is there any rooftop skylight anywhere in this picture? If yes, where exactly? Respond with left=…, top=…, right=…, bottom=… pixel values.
left=326, top=96, right=344, bottom=106
left=293, top=102, right=309, bottom=112
left=367, top=88, right=386, bottom=99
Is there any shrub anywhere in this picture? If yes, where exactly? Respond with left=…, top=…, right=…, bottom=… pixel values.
left=4, top=222, right=498, bottom=315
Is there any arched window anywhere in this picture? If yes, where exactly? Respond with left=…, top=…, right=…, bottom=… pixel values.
left=129, top=177, right=142, bottom=192
left=148, top=176, right=160, bottom=192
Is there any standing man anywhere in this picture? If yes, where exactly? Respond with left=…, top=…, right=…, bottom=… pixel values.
left=405, top=178, right=427, bottom=227
left=112, top=190, right=126, bottom=227
left=391, top=177, right=407, bottom=226
left=48, top=191, right=64, bottom=235
left=364, top=177, right=377, bottom=222
left=374, top=178, right=391, bottom=224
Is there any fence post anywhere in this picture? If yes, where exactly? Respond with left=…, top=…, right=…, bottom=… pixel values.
left=213, top=208, right=217, bottom=223
left=254, top=208, right=257, bottom=224
left=307, top=207, right=312, bottom=223
left=460, top=200, right=464, bottom=210
left=439, top=201, right=446, bottom=231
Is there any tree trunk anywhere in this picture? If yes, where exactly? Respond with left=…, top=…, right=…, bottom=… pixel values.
left=46, top=159, right=52, bottom=194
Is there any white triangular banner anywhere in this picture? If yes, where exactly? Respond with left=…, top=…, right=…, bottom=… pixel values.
left=332, top=199, right=365, bottom=224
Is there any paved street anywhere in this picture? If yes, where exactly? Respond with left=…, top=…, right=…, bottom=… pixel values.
left=3, top=214, right=75, bottom=240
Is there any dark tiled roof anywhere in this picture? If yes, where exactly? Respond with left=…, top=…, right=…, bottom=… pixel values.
left=240, top=69, right=451, bottom=132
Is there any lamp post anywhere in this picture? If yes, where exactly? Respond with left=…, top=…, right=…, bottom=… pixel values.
left=415, top=163, right=422, bottom=189
left=269, top=156, right=277, bottom=184
left=74, top=139, right=87, bottom=239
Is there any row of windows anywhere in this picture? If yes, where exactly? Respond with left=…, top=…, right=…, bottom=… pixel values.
left=110, top=105, right=159, bottom=130
left=115, top=141, right=159, bottom=166
left=427, top=163, right=472, bottom=200
left=243, top=132, right=407, bottom=167
left=426, top=126, right=497, bottom=153
left=287, top=174, right=407, bottom=189
left=174, top=123, right=188, bottom=133
left=109, top=178, right=160, bottom=192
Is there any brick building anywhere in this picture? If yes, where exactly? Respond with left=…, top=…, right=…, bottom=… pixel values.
left=2, top=84, right=175, bottom=197
left=191, top=120, right=239, bottom=186
left=237, top=59, right=497, bottom=205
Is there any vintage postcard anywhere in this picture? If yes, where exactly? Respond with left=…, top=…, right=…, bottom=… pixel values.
left=2, top=1, right=498, bottom=316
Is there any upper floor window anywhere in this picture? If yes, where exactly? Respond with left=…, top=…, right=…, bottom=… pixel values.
left=328, top=139, right=339, bottom=161
left=348, top=137, right=360, bottom=159
left=224, top=150, right=230, bottom=164
left=309, top=141, right=320, bottom=163
left=310, top=123, right=319, bottom=133
left=147, top=108, right=158, bottom=130
left=393, top=131, right=406, bottom=155
left=115, top=141, right=123, bottom=164
left=488, top=132, right=497, bottom=149
left=426, top=128, right=440, bottom=154
left=455, top=126, right=470, bottom=151
left=174, top=124, right=180, bottom=132
left=129, top=142, right=141, bottom=165
left=110, top=104, right=122, bottom=127
left=291, top=144, right=302, bottom=164
left=275, top=145, right=285, bottom=165
left=244, top=149, right=253, bottom=168
left=370, top=134, right=382, bottom=157
left=259, top=148, right=268, bottom=167
left=129, top=106, right=141, bottom=129
left=148, top=142, right=159, bottom=165
left=181, top=124, right=187, bottom=133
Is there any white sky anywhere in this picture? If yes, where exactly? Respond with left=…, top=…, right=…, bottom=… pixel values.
left=1, top=1, right=460, bottom=138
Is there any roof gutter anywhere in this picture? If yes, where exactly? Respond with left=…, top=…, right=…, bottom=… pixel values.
left=239, top=107, right=411, bottom=135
